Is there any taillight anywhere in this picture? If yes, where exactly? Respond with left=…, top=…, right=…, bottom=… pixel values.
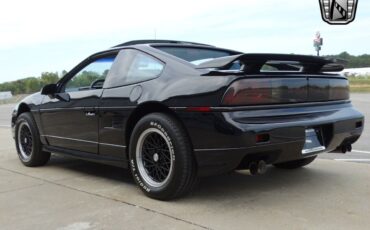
left=309, top=78, right=349, bottom=101
left=222, top=79, right=307, bottom=106
left=221, top=78, right=349, bottom=106
left=222, top=80, right=271, bottom=105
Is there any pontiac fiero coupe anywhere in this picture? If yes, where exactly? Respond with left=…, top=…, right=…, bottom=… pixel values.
left=12, top=40, right=364, bottom=200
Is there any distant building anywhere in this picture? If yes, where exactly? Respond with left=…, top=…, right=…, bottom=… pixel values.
left=0, top=91, right=13, bottom=100
left=341, top=68, right=370, bottom=77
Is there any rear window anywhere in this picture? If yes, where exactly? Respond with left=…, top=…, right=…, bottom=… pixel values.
left=155, top=46, right=235, bottom=64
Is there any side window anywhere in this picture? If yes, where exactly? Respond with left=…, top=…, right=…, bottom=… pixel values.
left=260, top=64, right=279, bottom=72
left=126, top=53, right=164, bottom=83
left=65, top=56, right=115, bottom=92
left=104, top=49, right=164, bottom=88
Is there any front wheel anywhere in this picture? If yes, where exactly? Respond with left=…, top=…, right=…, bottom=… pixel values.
left=273, top=156, right=317, bottom=169
left=129, top=113, right=197, bottom=200
left=15, top=112, right=51, bottom=167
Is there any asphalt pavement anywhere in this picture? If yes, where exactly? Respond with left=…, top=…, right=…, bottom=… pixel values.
left=0, top=94, right=369, bottom=229
left=0, top=103, right=13, bottom=128
left=320, top=93, right=370, bottom=163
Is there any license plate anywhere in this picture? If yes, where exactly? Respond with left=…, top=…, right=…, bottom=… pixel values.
left=302, top=129, right=325, bottom=155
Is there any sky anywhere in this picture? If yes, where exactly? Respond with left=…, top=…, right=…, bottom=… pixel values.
left=0, top=0, right=369, bottom=83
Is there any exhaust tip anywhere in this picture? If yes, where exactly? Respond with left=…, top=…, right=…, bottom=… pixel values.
left=347, top=144, right=352, bottom=152
left=249, top=160, right=267, bottom=175
left=257, top=160, right=267, bottom=174
left=340, top=144, right=352, bottom=154
left=249, top=162, right=258, bottom=175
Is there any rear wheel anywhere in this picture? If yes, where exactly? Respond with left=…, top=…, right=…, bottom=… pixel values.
left=129, top=113, right=197, bottom=200
left=273, top=156, right=317, bottom=169
left=15, top=112, right=50, bottom=167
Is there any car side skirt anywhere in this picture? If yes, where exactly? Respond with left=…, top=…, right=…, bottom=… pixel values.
left=43, top=145, right=128, bottom=168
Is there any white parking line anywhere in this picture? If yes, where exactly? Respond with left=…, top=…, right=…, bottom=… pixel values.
left=335, top=159, right=370, bottom=162
left=352, top=150, right=370, bottom=155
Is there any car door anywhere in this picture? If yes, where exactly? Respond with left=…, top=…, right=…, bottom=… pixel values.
left=39, top=54, right=117, bottom=154
left=98, top=49, right=165, bottom=158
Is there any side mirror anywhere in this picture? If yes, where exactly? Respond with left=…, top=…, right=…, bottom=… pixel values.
left=41, top=84, right=57, bottom=95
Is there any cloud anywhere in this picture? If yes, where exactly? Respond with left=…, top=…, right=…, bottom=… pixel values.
left=0, top=0, right=369, bottom=82
left=0, top=0, right=260, bottom=49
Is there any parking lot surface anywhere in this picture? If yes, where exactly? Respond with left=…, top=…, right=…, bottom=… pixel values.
left=0, top=94, right=369, bottom=229
left=320, top=93, right=370, bottom=163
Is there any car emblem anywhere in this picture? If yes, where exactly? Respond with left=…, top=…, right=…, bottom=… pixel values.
left=319, top=0, right=359, bottom=25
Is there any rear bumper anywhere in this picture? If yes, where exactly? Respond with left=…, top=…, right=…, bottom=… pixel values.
left=176, top=101, right=364, bottom=176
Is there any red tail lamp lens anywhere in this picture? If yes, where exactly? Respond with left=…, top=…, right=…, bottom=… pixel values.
left=222, top=78, right=348, bottom=106
left=222, top=79, right=274, bottom=106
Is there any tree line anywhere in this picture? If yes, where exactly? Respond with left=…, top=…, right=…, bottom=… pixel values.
left=1, top=52, right=369, bottom=95
left=0, top=72, right=63, bottom=95
left=324, top=52, right=370, bottom=68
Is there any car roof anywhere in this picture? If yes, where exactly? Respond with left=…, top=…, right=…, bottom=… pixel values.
left=112, top=40, right=215, bottom=48
left=108, top=40, right=242, bottom=58
left=90, top=40, right=242, bottom=67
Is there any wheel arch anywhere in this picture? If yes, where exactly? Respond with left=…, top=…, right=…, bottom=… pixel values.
left=12, top=103, right=31, bottom=127
left=17, top=103, right=31, bottom=116
left=125, top=102, right=192, bottom=155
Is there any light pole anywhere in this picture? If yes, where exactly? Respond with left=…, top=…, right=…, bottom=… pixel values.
left=313, top=31, right=323, bottom=56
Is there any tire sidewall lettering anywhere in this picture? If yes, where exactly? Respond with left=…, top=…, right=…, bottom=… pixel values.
left=149, top=121, right=175, bottom=161
left=131, top=159, right=151, bottom=192
left=130, top=119, right=176, bottom=193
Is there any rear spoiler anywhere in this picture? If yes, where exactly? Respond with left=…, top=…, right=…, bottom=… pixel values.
left=196, top=53, right=344, bottom=73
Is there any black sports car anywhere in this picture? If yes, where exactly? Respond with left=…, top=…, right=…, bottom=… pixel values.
left=12, top=40, right=364, bottom=200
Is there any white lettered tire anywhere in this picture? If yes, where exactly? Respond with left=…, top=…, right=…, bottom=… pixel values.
left=129, top=113, right=197, bottom=200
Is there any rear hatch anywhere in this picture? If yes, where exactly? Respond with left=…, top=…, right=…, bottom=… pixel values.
left=197, top=54, right=349, bottom=106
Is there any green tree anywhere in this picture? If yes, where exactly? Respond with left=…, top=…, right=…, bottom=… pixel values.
left=40, top=72, right=59, bottom=85
left=0, top=72, right=60, bottom=94
left=325, top=52, right=370, bottom=68
left=24, top=77, right=42, bottom=93
left=60, top=70, right=68, bottom=78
